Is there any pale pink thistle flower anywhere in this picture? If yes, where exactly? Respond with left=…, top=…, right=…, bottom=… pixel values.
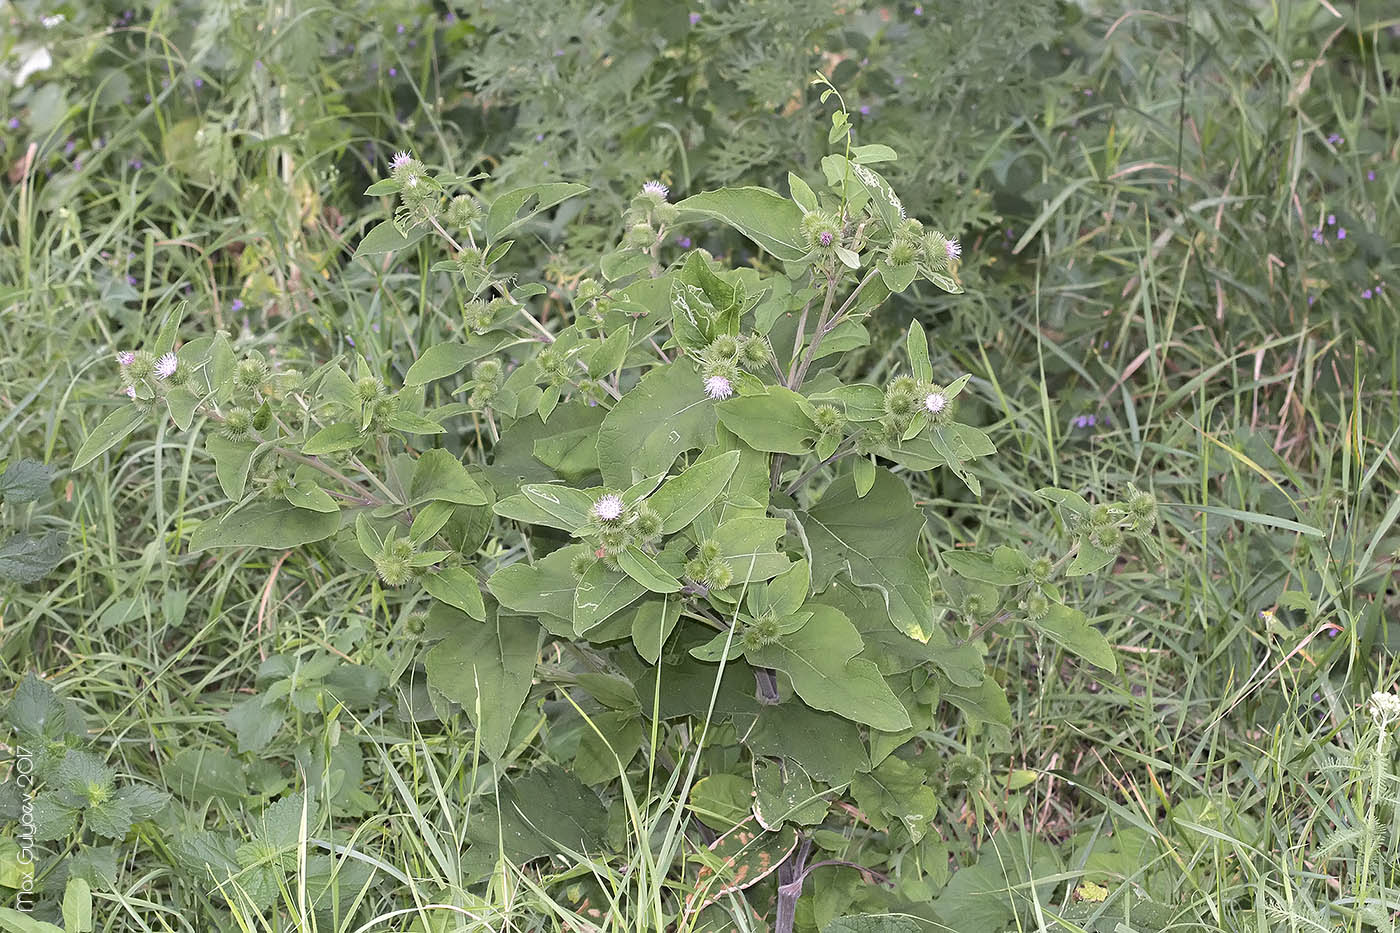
left=924, top=392, right=947, bottom=414
left=945, top=237, right=961, bottom=261
left=591, top=494, right=624, bottom=523
left=818, top=231, right=833, bottom=247
left=704, top=375, right=734, bottom=400
left=116, top=350, right=135, bottom=367
left=124, top=386, right=136, bottom=399
left=642, top=180, right=669, bottom=200
left=390, top=150, right=412, bottom=170
left=155, top=352, right=178, bottom=379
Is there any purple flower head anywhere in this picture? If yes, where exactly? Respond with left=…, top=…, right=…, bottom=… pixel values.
left=396, top=23, right=405, bottom=33
left=689, top=12, right=701, bottom=25
left=389, top=67, right=397, bottom=77
left=1308, top=295, right=1316, bottom=305
left=704, top=375, right=734, bottom=400
left=1311, top=228, right=1323, bottom=244
left=676, top=236, right=693, bottom=248
left=129, top=159, right=143, bottom=169
left=1327, top=133, right=1343, bottom=145
left=642, top=180, right=669, bottom=199
left=535, top=133, right=544, bottom=142
left=591, top=494, right=624, bottom=522
left=945, top=236, right=961, bottom=261
left=194, top=78, right=203, bottom=88
left=1337, top=228, right=1346, bottom=240
left=818, top=231, right=834, bottom=247
left=155, top=352, right=178, bottom=379
left=924, top=392, right=947, bottom=414
left=391, top=150, right=412, bottom=170
left=125, top=386, right=137, bottom=399
left=231, top=298, right=244, bottom=312
left=1367, top=170, right=1375, bottom=181
left=1327, top=214, right=1335, bottom=225
left=126, top=274, right=137, bottom=286
left=914, top=4, right=923, bottom=14
left=117, top=351, right=135, bottom=367
left=64, top=140, right=75, bottom=154
left=7, top=118, right=19, bottom=129
left=859, top=105, right=870, bottom=115
left=1362, top=289, right=1373, bottom=299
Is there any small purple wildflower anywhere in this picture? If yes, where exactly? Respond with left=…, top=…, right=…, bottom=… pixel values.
left=346, top=336, right=355, bottom=347
left=1311, top=228, right=1323, bottom=244
left=7, top=118, right=19, bottom=129
left=591, top=494, right=624, bottom=522
left=818, top=231, right=834, bottom=247
left=144, top=93, right=152, bottom=102
left=914, top=4, right=923, bottom=13
left=704, top=375, right=734, bottom=400
left=129, top=159, right=143, bottom=169
left=676, top=236, right=692, bottom=248
left=389, top=67, right=397, bottom=77
left=1327, top=214, right=1335, bottom=225
left=1367, top=170, right=1375, bottom=181
left=1337, top=228, right=1346, bottom=240
left=689, top=12, right=701, bottom=24
left=535, top=133, right=544, bottom=142
left=126, top=275, right=137, bottom=286
left=1307, top=295, right=1316, bottom=305
left=1326, top=133, right=1343, bottom=145
left=254, top=60, right=264, bottom=69
left=396, top=23, right=405, bottom=33
left=117, top=351, right=135, bottom=367
left=231, top=299, right=244, bottom=312
left=64, top=140, right=75, bottom=154
left=155, top=352, right=178, bottom=379
left=194, top=78, right=203, bottom=88
left=1362, top=289, right=1373, bottom=299
left=859, top=105, right=870, bottom=115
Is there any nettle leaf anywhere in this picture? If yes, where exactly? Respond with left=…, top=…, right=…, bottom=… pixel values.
left=646, top=450, right=740, bottom=534
left=486, top=182, right=589, bottom=242
left=0, top=531, right=65, bottom=584
left=1034, top=603, right=1116, bottom=672
left=467, top=765, right=608, bottom=862
left=716, top=387, right=818, bottom=454
left=676, top=187, right=808, bottom=262
left=423, top=607, right=539, bottom=761
left=596, top=362, right=717, bottom=488
left=803, top=469, right=934, bottom=642
left=189, top=501, right=340, bottom=552
left=0, top=459, right=52, bottom=503
left=744, top=605, right=910, bottom=732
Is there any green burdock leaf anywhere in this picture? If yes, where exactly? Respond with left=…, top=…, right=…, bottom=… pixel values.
left=716, top=387, right=818, bottom=454
left=486, top=183, right=589, bottom=242
left=409, top=448, right=488, bottom=507
left=189, top=501, right=340, bottom=552
left=423, top=609, right=539, bottom=760
left=487, top=544, right=586, bottom=623
left=596, top=362, right=717, bottom=487
left=752, top=759, right=828, bottom=829
left=422, top=568, right=487, bottom=620
left=676, top=187, right=808, bottom=262
left=617, top=547, right=683, bottom=593
left=850, top=756, right=940, bottom=842
left=1034, top=603, right=1116, bottom=672
left=744, top=605, right=910, bottom=732
left=573, top=560, right=646, bottom=635
left=646, top=450, right=740, bottom=534
left=803, top=469, right=934, bottom=641
left=352, top=219, right=429, bottom=258
left=73, top=406, right=145, bottom=470
left=205, top=435, right=258, bottom=499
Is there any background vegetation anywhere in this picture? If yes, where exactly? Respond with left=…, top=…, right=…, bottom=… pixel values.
left=2, top=0, right=1398, bottom=929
